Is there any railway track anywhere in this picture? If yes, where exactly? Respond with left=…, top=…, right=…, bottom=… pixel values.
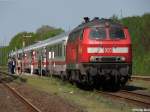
left=132, top=76, right=150, bottom=81
left=0, top=73, right=42, bottom=112
left=98, top=90, right=150, bottom=108
left=1, top=70, right=150, bottom=108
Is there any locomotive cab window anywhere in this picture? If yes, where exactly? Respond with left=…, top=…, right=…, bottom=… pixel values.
left=90, top=27, right=106, bottom=39
left=109, top=27, right=125, bottom=39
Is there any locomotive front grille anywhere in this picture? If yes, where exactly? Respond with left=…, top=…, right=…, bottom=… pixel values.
left=90, top=56, right=125, bottom=62
left=101, top=57, right=116, bottom=62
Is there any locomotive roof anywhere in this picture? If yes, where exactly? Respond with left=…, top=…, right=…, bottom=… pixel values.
left=71, top=18, right=123, bottom=33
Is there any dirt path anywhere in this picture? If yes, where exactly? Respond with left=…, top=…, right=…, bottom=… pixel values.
left=0, top=84, right=29, bottom=112
left=9, top=83, right=84, bottom=112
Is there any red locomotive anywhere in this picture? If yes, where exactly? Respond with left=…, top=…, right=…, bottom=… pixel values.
left=66, top=17, right=132, bottom=89
left=10, top=17, right=132, bottom=89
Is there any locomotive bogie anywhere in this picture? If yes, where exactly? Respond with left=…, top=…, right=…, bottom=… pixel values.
left=66, top=62, right=131, bottom=88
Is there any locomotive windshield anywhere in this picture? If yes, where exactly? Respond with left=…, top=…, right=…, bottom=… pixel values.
left=109, top=27, right=125, bottom=39
left=90, top=27, right=106, bottom=39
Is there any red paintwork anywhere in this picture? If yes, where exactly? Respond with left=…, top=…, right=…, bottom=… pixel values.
left=66, top=27, right=132, bottom=65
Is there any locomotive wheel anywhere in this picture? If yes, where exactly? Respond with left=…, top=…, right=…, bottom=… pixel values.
left=102, top=70, right=121, bottom=91
left=93, top=75, right=101, bottom=89
left=120, top=76, right=128, bottom=88
left=74, top=71, right=80, bottom=84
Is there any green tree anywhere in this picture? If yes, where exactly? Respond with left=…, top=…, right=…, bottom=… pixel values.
left=0, top=25, right=64, bottom=65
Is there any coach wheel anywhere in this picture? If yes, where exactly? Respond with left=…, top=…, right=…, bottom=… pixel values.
left=66, top=70, right=72, bottom=83
left=68, top=71, right=75, bottom=84
left=60, top=71, right=66, bottom=81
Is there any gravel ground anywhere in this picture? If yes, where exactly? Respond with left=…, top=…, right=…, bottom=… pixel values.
left=0, top=84, right=29, bottom=112
left=10, top=83, right=84, bottom=112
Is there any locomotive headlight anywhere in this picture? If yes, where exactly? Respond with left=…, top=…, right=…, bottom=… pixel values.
left=112, top=47, right=128, bottom=53
left=90, top=56, right=95, bottom=62
left=120, top=56, right=126, bottom=61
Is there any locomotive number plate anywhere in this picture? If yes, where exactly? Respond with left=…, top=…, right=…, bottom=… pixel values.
left=104, top=48, right=112, bottom=53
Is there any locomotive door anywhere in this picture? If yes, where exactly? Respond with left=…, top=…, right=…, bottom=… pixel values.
left=74, top=30, right=83, bottom=63
left=70, top=36, right=79, bottom=64
left=66, top=35, right=75, bottom=63
left=66, top=30, right=83, bottom=65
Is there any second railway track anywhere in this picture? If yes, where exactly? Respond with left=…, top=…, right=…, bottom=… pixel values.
left=98, top=90, right=150, bottom=108
left=132, top=76, right=150, bottom=81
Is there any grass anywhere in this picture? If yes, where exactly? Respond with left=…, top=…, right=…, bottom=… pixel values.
left=13, top=74, right=135, bottom=112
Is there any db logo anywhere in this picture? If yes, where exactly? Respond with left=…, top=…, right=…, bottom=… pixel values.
left=104, top=48, right=112, bottom=53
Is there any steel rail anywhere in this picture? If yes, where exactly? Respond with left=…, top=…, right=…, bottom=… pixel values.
left=132, top=76, right=150, bottom=81
left=121, top=90, right=150, bottom=98
left=97, top=90, right=150, bottom=107
left=0, top=72, right=42, bottom=112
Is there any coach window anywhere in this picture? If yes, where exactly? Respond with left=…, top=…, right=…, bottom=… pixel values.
left=59, top=44, right=62, bottom=57
left=49, top=47, right=51, bottom=53
left=57, top=44, right=59, bottom=57
left=58, top=44, right=61, bottom=57
left=53, top=45, right=56, bottom=57
left=54, top=45, right=56, bottom=57
left=48, top=46, right=51, bottom=51
left=59, top=44, right=60, bottom=57
left=56, top=45, right=57, bottom=57
left=57, top=45, right=59, bottom=57
left=64, top=45, right=66, bottom=57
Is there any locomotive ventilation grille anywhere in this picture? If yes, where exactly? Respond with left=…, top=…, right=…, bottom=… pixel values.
left=90, top=56, right=126, bottom=62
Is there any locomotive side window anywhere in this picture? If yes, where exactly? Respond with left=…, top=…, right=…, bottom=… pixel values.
left=68, top=30, right=82, bottom=42
left=79, top=30, right=83, bottom=40
left=109, top=27, right=125, bottom=39
left=90, top=27, right=106, bottom=39
left=68, top=33, right=73, bottom=42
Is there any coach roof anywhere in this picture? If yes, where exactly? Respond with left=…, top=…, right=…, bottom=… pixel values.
left=24, top=31, right=69, bottom=52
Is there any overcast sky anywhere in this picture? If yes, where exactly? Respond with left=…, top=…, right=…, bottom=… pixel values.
left=0, top=0, right=150, bottom=46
